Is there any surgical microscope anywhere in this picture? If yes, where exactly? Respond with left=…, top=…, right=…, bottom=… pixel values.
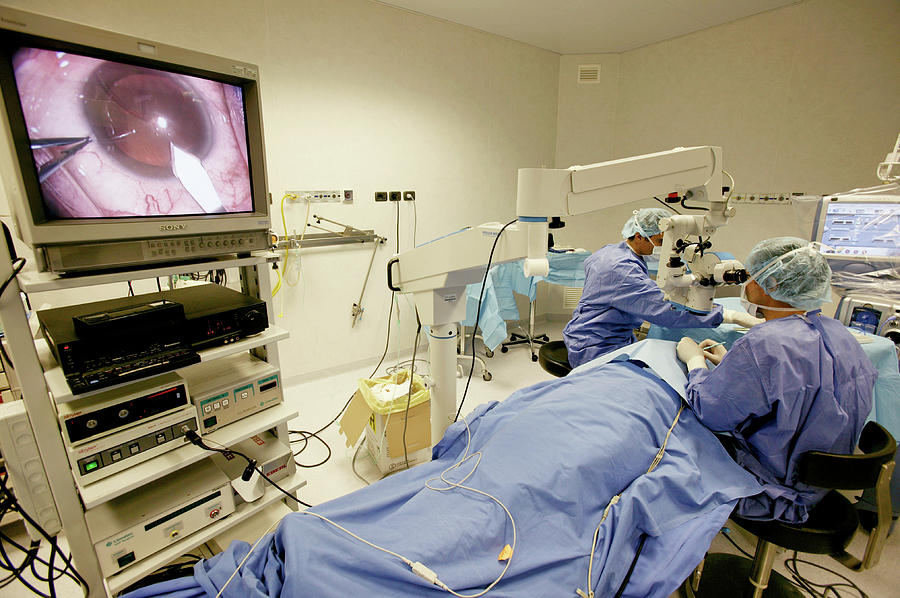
left=387, top=146, right=747, bottom=442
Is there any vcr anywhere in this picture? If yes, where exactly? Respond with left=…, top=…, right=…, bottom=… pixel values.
left=38, top=285, right=268, bottom=395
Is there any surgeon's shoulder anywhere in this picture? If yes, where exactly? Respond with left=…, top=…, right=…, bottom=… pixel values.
left=818, top=315, right=875, bottom=352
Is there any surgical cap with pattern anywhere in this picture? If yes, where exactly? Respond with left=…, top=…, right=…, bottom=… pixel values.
left=621, top=208, right=672, bottom=239
left=745, top=237, right=832, bottom=310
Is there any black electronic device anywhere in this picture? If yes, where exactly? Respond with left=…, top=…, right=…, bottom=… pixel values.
left=73, top=299, right=185, bottom=339
left=173, top=284, right=268, bottom=349
left=38, top=285, right=267, bottom=395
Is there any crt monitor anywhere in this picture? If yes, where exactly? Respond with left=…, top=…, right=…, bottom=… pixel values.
left=811, top=191, right=900, bottom=276
left=0, top=7, right=271, bottom=273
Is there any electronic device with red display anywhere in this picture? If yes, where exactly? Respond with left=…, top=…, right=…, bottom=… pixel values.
left=57, top=372, right=198, bottom=485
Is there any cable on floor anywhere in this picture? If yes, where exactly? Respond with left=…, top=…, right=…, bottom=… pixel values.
left=783, top=551, right=869, bottom=598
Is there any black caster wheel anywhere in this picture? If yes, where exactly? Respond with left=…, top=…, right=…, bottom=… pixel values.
left=538, top=335, right=549, bottom=342
left=482, top=372, right=492, bottom=381
left=531, top=354, right=538, bottom=362
left=500, top=346, right=509, bottom=353
left=485, top=349, right=494, bottom=358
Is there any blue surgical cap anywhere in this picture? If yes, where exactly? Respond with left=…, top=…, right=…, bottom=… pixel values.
left=621, top=208, right=671, bottom=239
left=745, top=237, right=832, bottom=310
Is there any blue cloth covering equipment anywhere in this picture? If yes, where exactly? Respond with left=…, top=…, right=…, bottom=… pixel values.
left=462, top=251, right=589, bottom=351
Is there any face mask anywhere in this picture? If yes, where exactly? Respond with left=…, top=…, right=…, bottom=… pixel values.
left=739, top=285, right=762, bottom=319
left=739, top=282, right=804, bottom=319
left=651, top=245, right=662, bottom=256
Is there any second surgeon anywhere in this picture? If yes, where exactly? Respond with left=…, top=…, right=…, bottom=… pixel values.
left=563, top=207, right=756, bottom=367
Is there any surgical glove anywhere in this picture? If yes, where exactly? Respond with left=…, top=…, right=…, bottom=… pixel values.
left=676, top=337, right=707, bottom=371
left=723, top=309, right=764, bottom=328
left=699, top=339, right=727, bottom=365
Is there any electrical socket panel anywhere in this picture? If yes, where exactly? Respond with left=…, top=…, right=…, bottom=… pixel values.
left=0, top=401, right=61, bottom=540
left=285, top=190, right=353, bottom=203
left=729, top=192, right=797, bottom=205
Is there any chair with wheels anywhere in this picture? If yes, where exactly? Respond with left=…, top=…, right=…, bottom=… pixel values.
left=686, top=421, right=897, bottom=598
left=537, top=340, right=572, bottom=377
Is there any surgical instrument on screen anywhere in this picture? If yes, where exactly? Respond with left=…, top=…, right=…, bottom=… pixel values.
left=171, top=142, right=226, bottom=213
left=31, top=136, right=91, bottom=182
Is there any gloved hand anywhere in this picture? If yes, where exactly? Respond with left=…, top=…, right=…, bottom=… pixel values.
left=723, top=309, right=764, bottom=328
left=699, top=339, right=727, bottom=365
left=676, top=337, right=707, bottom=371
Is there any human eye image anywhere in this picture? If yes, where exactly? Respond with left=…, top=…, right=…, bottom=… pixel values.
left=12, top=48, right=252, bottom=218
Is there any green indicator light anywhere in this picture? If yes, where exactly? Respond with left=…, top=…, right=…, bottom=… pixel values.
left=85, top=461, right=99, bottom=471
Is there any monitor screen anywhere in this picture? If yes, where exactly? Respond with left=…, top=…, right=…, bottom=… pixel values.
left=13, top=47, right=252, bottom=219
left=818, top=201, right=899, bottom=259
left=0, top=7, right=271, bottom=273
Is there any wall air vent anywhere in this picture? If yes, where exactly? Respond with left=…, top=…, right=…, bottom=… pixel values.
left=577, top=64, right=600, bottom=83
left=563, top=287, right=583, bottom=309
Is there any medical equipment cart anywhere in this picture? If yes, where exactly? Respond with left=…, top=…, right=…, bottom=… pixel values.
left=0, top=250, right=303, bottom=597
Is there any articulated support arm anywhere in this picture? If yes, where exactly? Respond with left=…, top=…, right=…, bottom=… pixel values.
left=387, top=145, right=743, bottom=440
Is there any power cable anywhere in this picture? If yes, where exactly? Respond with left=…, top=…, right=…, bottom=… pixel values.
left=654, top=197, right=682, bottom=214
left=783, top=551, right=868, bottom=598
left=401, top=313, right=422, bottom=470
left=0, top=473, right=88, bottom=597
left=289, top=430, right=332, bottom=468
left=289, top=197, right=402, bottom=442
left=454, top=219, right=517, bottom=422
left=0, top=257, right=25, bottom=372
left=185, top=431, right=312, bottom=508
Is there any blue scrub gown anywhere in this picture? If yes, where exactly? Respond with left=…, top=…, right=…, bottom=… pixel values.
left=686, top=311, right=877, bottom=523
left=563, top=241, right=724, bottom=367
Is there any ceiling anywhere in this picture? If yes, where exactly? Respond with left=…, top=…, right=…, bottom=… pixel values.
left=373, top=0, right=801, bottom=54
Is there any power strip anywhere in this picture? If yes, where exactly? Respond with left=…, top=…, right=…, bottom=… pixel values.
left=284, top=189, right=353, bottom=203
left=0, top=401, right=61, bottom=540
left=729, top=192, right=802, bottom=204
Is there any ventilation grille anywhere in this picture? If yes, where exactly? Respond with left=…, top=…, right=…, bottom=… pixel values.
left=563, top=287, right=583, bottom=310
left=577, top=64, right=601, bottom=83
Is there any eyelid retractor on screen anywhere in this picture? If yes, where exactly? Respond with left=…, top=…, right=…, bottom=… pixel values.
left=171, top=142, right=226, bottom=214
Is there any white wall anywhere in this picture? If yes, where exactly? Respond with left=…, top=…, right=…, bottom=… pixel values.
left=0, top=0, right=560, bottom=381
left=553, top=0, right=900, bottom=278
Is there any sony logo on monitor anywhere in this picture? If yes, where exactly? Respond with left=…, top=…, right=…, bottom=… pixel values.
left=0, top=7, right=272, bottom=273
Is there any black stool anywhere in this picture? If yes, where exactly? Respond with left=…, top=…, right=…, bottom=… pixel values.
left=686, top=421, right=897, bottom=598
left=537, top=340, right=572, bottom=377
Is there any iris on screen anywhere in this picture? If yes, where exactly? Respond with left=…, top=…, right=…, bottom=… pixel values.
left=12, top=47, right=252, bottom=219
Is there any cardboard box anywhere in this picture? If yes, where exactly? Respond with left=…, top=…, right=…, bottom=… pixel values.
left=339, top=373, right=432, bottom=474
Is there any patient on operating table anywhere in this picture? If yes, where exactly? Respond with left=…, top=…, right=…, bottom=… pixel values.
left=676, top=237, right=877, bottom=523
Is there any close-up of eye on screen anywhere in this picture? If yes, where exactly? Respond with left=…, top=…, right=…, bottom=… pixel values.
left=12, top=47, right=252, bottom=219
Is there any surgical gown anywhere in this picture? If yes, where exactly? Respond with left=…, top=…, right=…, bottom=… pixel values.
left=685, top=311, right=877, bottom=523
left=563, top=241, right=723, bottom=367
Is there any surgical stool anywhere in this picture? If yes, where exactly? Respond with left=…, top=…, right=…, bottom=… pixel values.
left=538, top=341, right=572, bottom=377
left=686, top=421, right=897, bottom=598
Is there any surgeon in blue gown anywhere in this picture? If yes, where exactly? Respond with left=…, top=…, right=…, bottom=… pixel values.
left=563, top=207, right=753, bottom=367
left=677, top=237, right=878, bottom=523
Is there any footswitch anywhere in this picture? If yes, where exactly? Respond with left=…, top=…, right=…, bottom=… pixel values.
left=210, top=430, right=295, bottom=504
left=85, top=458, right=234, bottom=577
